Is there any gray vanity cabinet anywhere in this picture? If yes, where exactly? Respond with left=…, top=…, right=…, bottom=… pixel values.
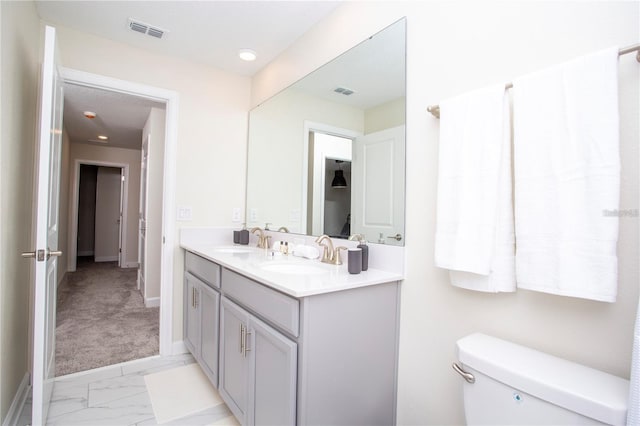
left=184, top=253, right=221, bottom=387
left=184, top=250, right=400, bottom=426
left=220, top=296, right=297, bottom=426
left=219, top=297, right=250, bottom=421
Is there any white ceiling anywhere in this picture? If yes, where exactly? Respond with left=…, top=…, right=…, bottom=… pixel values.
left=35, top=1, right=342, bottom=77
left=63, top=83, right=165, bottom=150
left=292, top=18, right=405, bottom=110
left=37, top=0, right=343, bottom=151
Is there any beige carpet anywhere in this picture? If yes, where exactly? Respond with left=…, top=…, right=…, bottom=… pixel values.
left=55, top=259, right=159, bottom=376
left=145, top=363, right=226, bottom=424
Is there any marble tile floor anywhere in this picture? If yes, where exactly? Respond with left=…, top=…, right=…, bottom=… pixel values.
left=18, top=354, right=238, bottom=426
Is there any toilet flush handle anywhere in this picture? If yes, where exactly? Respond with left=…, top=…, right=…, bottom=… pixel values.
left=452, top=362, right=475, bottom=384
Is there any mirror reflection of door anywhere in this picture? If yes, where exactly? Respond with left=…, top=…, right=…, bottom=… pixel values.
left=308, top=131, right=353, bottom=236
left=352, top=125, right=405, bottom=246
left=324, top=159, right=351, bottom=238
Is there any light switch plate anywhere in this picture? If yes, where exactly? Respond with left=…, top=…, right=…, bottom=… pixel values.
left=249, top=208, right=258, bottom=222
left=177, top=206, right=192, bottom=221
left=232, top=207, right=242, bottom=223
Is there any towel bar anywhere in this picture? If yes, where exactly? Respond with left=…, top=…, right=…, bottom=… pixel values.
left=426, top=43, right=640, bottom=119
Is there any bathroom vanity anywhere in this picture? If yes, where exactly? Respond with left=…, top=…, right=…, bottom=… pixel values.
left=181, top=244, right=402, bottom=426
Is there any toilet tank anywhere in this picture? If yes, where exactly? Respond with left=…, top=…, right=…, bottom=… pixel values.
left=456, top=333, right=629, bottom=425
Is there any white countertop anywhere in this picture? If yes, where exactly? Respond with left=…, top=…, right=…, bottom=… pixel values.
left=181, top=242, right=403, bottom=298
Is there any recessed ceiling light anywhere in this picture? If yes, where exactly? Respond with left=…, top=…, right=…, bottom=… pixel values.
left=238, top=49, right=257, bottom=62
left=97, top=135, right=108, bottom=140
left=83, top=111, right=97, bottom=119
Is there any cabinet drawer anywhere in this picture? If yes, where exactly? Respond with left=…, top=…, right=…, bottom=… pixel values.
left=185, top=252, right=220, bottom=289
left=222, top=268, right=299, bottom=337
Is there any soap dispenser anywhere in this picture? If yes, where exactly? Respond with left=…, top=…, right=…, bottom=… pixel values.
left=348, top=234, right=369, bottom=271
left=239, top=223, right=250, bottom=245
left=358, top=239, right=369, bottom=271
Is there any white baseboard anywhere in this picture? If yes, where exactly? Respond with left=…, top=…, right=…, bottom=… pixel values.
left=145, top=297, right=160, bottom=308
left=172, top=340, right=188, bottom=355
left=2, top=373, right=30, bottom=426
left=122, top=262, right=139, bottom=268
left=95, top=256, right=118, bottom=262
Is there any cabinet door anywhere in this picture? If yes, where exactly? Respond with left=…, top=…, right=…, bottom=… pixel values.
left=199, top=284, right=220, bottom=387
left=249, top=316, right=297, bottom=426
left=184, top=273, right=201, bottom=356
left=220, top=297, right=250, bottom=424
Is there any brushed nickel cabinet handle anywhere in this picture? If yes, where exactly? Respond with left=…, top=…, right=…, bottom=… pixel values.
left=240, top=324, right=245, bottom=354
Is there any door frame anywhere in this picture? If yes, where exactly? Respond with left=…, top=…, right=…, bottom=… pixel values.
left=62, top=67, right=178, bottom=356
left=302, top=121, right=359, bottom=235
left=70, top=161, right=128, bottom=267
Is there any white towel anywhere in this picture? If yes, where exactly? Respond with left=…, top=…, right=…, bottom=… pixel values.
left=513, top=47, right=620, bottom=302
left=435, top=85, right=516, bottom=292
left=628, top=296, right=640, bottom=425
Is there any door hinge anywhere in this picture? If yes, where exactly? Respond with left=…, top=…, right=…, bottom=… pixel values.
left=163, top=236, right=165, bottom=244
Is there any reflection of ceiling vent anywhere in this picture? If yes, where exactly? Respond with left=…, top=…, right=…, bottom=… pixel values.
left=334, top=87, right=355, bottom=96
left=128, top=18, right=166, bottom=39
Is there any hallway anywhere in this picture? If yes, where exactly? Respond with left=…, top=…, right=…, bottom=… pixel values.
left=56, top=260, right=159, bottom=376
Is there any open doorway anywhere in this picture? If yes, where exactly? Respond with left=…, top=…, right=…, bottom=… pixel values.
left=55, top=80, right=167, bottom=376
left=306, top=126, right=356, bottom=237
left=76, top=164, right=124, bottom=265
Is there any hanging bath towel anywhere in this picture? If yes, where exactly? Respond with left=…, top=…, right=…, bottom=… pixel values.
left=513, top=47, right=620, bottom=302
left=434, top=85, right=515, bottom=292
left=629, top=295, right=640, bottom=425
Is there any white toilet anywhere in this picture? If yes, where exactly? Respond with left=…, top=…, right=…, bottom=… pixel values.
left=455, top=333, right=630, bottom=425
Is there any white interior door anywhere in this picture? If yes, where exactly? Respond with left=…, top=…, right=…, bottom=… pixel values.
left=137, top=135, right=149, bottom=294
left=351, top=125, right=405, bottom=245
left=118, top=169, right=125, bottom=267
left=94, top=167, right=122, bottom=262
left=25, top=25, right=64, bottom=426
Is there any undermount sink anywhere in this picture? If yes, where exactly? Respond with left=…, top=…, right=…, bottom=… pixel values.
left=213, top=246, right=254, bottom=254
left=257, top=261, right=330, bottom=275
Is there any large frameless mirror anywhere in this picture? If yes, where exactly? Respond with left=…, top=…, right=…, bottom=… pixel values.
left=246, top=18, right=406, bottom=245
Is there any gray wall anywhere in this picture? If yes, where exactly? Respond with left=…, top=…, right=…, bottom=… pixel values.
left=77, top=165, right=97, bottom=256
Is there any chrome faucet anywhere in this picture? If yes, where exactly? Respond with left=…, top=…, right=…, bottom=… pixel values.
left=251, top=227, right=271, bottom=249
left=315, top=235, right=347, bottom=265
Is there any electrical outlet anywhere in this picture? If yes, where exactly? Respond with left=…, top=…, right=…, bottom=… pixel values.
left=250, top=208, right=258, bottom=222
left=232, top=207, right=242, bottom=223
left=177, top=206, right=192, bottom=221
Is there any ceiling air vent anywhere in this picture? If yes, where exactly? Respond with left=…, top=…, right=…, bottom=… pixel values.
left=334, top=87, right=355, bottom=96
left=147, top=27, right=164, bottom=39
left=128, top=18, right=166, bottom=40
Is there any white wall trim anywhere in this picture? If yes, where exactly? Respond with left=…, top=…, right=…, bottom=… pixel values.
left=94, top=256, right=119, bottom=262
left=122, top=261, right=139, bottom=269
left=61, top=67, right=178, bottom=357
left=172, top=340, right=188, bottom=355
left=69, top=160, right=129, bottom=272
left=2, top=373, right=30, bottom=426
left=145, top=297, right=160, bottom=308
